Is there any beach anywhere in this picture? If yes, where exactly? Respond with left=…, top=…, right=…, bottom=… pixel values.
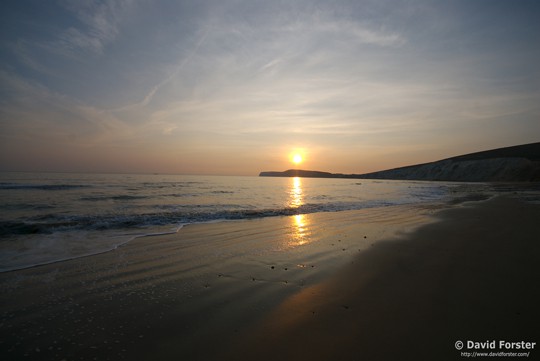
left=1, top=195, right=539, bottom=360
left=225, top=196, right=540, bottom=360
left=3, top=1, right=540, bottom=360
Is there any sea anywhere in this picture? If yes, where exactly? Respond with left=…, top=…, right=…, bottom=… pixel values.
left=0, top=172, right=478, bottom=272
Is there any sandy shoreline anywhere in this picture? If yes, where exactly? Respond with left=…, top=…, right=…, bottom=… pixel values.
left=224, top=196, right=540, bottom=361
left=1, top=195, right=539, bottom=360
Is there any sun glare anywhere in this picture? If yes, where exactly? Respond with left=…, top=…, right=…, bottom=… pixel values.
left=292, top=154, right=303, bottom=165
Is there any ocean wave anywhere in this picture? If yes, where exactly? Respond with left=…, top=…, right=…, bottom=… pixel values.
left=80, top=194, right=150, bottom=201
left=0, top=200, right=404, bottom=237
left=141, top=181, right=203, bottom=188
left=0, top=203, right=56, bottom=211
left=0, top=183, right=90, bottom=191
left=0, top=221, right=54, bottom=236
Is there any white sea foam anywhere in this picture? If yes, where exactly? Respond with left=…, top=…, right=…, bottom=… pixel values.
left=0, top=224, right=187, bottom=272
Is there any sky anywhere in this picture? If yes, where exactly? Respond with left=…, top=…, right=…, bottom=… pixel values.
left=1, top=0, right=539, bottom=175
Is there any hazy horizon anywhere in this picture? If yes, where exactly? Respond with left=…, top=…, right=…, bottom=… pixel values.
left=1, top=1, right=539, bottom=176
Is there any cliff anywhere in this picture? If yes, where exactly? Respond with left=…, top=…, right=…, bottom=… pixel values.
left=259, top=142, right=540, bottom=182
left=359, top=157, right=540, bottom=182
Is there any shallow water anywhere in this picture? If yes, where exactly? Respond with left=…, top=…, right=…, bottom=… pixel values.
left=1, top=172, right=461, bottom=271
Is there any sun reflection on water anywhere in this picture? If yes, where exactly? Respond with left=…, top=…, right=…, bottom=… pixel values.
left=287, top=177, right=310, bottom=247
left=289, top=177, right=303, bottom=208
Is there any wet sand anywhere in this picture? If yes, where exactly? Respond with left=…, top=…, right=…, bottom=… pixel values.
left=1, top=196, right=539, bottom=360
left=225, top=196, right=540, bottom=361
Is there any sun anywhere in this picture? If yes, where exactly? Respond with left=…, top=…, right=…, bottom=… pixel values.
left=289, top=148, right=306, bottom=166
left=292, top=153, right=303, bottom=165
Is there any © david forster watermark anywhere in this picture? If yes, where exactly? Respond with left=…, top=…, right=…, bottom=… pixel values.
left=455, top=340, right=536, bottom=358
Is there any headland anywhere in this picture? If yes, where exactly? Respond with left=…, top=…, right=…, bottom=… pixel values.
left=260, top=142, right=540, bottom=182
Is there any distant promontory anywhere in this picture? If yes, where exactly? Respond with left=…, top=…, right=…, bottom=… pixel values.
left=259, top=169, right=346, bottom=178
left=259, top=142, right=540, bottom=182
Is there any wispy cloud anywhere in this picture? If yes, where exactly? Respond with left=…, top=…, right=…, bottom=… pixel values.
left=317, top=19, right=405, bottom=47
left=0, top=71, right=132, bottom=146
left=53, top=0, right=133, bottom=55
left=138, top=26, right=211, bottom=108
left=1, top=0, right=539, bottom=173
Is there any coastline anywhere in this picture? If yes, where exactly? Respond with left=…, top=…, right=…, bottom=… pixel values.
left=1, top=195, right=539, bottom=360
left=224, top=196, right=540, bottom=360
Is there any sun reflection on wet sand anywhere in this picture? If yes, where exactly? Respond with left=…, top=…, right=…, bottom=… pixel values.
left=291, top=214, right=309, bottom=246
